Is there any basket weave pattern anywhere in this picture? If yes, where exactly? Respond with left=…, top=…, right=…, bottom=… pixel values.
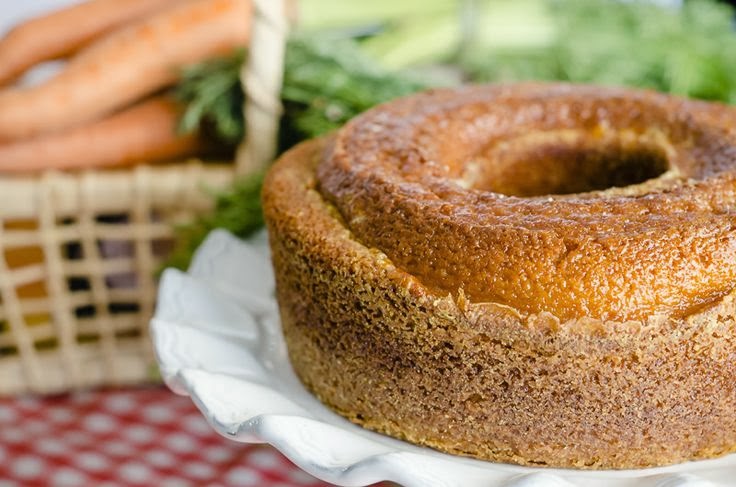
left=0, top=164, right=233, bottom=394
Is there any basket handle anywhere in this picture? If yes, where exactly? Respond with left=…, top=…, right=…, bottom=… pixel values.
left=234, top=0, right=289, bottom=176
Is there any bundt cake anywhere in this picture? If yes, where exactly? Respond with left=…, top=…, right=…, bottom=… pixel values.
left=262, top=83, right=736, bottom=469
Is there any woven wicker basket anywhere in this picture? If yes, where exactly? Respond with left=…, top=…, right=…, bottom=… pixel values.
left=0, top=0, right=287, bottom=395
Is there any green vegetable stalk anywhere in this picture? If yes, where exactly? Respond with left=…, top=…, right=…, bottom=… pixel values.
left=462, top=0, right=736, bottom=103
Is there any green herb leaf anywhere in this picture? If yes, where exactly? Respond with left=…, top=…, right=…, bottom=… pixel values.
left=174, top=50, right=246, bottom=146
left=281, top=36, right=427, bottom=140
left=165, top=171, right=265, bottom=270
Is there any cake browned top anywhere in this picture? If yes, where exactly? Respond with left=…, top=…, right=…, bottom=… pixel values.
left=316, top=83, right=736, bottom=322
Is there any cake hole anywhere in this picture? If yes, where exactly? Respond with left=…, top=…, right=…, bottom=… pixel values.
left=464, top=131, right=671, bottom=197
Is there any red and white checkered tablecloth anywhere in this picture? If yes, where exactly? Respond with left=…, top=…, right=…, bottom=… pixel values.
left=0, top=387, right=389, bottom=487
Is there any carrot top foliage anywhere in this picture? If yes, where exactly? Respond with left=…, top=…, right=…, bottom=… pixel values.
left=175, top=37, right=425, bottom=148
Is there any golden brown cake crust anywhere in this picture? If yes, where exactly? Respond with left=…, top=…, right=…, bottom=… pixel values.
left=262, top=83, right=736, bottom=469
left=319, top=83, right=736, bottom=323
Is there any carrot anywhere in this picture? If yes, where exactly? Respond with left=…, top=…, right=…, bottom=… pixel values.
left=0, top=97, right=204, bottom=172
left=0, top=0, right=185, bottom=86
left=0, top=0, right=252, bottom=141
